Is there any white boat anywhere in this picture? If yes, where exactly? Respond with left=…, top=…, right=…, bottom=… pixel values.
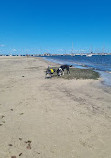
left=86, top=54, right=93, bottom=57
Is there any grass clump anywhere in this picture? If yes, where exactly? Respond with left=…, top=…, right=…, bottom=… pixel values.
left=51, top=67, right=100, bottom=80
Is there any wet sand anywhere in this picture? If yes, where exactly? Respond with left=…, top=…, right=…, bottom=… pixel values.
left=0, top=56, right=111, bottom=158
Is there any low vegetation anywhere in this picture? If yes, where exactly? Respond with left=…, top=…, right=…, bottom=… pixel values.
left=50, top=67, right=100, bottom=80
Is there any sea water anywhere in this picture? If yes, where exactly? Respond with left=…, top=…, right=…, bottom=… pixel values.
left=43, top=55, right=111, bottom=86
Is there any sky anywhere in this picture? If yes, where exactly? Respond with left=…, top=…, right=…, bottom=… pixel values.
left=0, top=0, right=111, bottom=54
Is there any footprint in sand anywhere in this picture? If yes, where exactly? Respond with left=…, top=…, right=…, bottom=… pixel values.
left=19, top=113, right=24, bottom=115
left=25, top=140, right=32, bottom=149
left=0, top=114, right=5, bottom=119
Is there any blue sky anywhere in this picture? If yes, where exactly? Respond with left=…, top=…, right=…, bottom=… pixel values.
left=0, top=0, right=111, bottom=54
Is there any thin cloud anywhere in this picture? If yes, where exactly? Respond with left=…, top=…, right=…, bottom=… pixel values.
left=12, top=49, right=17, bottom=52
left=0, top=44, right=5, bottom=47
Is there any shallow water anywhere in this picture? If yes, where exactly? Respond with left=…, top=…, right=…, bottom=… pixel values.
left=43, top=55, right=111, bottom=86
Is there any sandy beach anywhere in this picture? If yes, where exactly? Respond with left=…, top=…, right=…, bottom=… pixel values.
left=0, top=56, right=111, bottom=158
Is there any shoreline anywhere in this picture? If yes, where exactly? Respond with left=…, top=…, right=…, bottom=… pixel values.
left=42, top=56, right=111, bottom=87
left=0, top=56, right=111, bottom=158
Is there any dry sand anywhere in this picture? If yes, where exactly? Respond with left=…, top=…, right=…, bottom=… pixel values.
left=0, top=56, right=111, bottom=158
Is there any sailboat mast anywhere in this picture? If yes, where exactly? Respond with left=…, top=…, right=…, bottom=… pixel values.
left=72, top=42, right=74, bottom=54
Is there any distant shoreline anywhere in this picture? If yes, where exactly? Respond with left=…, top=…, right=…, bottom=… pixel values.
left=1, top=53, right=111, bottom=57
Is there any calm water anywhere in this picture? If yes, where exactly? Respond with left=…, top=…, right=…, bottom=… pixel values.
left=43, top=55, right=111, bottom=86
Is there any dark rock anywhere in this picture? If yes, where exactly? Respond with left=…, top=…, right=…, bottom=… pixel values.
left=19, top=153, right=22, bottom=156
left=19, top=138, right=22, bottom=141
